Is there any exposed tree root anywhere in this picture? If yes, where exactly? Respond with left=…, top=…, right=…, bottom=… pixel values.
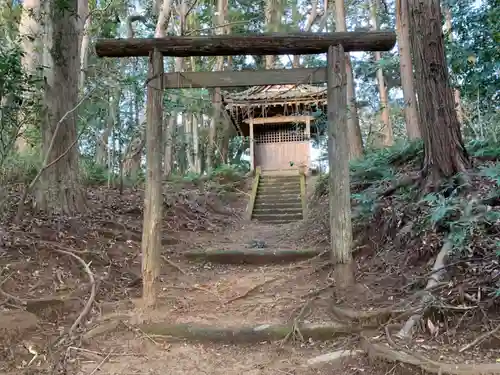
left=305, top=349, right=363, bottom=366
left=224, top=277, right=278, bottom=304
left=0, top=286, right=78, bottom=310
left=331, top=306, right=413, bottom=327
left=361, top=333, right=500, bottom=374
left=459, top=324, right=500, bottom=353
left=281, top=298, right=314, bottom=344
left=49, top=247, right=97, bottom=345
left=396, top=239, right=452, bottom=340
left=82, top=320, right=122, bottom=342
left=0, top=270, right=82, bottom=312
left=380, top=174, right=419, bottom=197
left=161, top=255, right=188, bottom=275
left=183, top=249, right=321, bottom=265
left=137, top=321, right=358, bottom=344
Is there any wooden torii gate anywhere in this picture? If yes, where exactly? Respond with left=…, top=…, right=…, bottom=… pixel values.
left=95, top=31, right=396, bottom=306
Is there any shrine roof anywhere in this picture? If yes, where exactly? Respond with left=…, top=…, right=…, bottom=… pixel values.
left=222, top=84, right=327, bottom=108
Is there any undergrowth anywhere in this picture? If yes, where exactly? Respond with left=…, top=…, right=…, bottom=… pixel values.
left=302, top=137, right=500, bottom=316
left=0, top=153, right=247, bottom=192
left=306, top=138, right=500, bottom=256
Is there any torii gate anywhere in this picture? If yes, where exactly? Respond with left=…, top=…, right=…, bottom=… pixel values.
left=95, top=31, right=396, bottom=306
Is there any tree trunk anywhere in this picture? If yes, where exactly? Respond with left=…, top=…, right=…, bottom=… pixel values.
left=408, top=0, right=470, bottom=187
left=35, top=0, right=87, bottom=214
left=192, top=114, right=201, bottom=173
left=334, top=0, right=363, bottom=159
left=163, top=116, right=175, bottom=177
left=96, top=91, right=120, bottom=167
left=155, top=0, right=173, bottom=37
left=207, top=0, right=227, bottom=173
left=164, top=0, right=191, bottom=177
left=16, top=0, right=43, bottom=153
left=208, top=88, right=220, bottom=172
left=123, top=127, right=144, bottom=179
left=122, top=16, right=148, bottom=179
left=125, top=0, right=173, bottom=179
left=293, top=0, right=319, bottom=68
left=318, top=0, right=331, bottom=31
left=177, top=123, right=186, bottom=174
left=219, top=0, right=232, bottom=167
left=443, top=6, right=464, bottom=125
left=185, top=114, right=195, bottom=172
left=264, top=0, right=279, bottom=69
left=212, top=87, right=224, bottom=167
left=369, top=0, right=393, bottom=147
left=78, top=0, right=90, bottom=92
left=395, top=0, right=420, bottom=139
left=164, top=55, right=184, bottom=178
left=327, top=45, right=354, bottom=287
left=157, top=0, right=174, bottom=178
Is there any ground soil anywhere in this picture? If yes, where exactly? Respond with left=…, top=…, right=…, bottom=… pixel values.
left=0, top=180, right=498, bottom=375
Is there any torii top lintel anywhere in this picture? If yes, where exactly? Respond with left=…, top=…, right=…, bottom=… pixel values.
left=95, top=31, right=396, bottom=58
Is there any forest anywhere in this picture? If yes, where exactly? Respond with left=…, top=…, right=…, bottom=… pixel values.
left=0, top=0, right=499, bottom=373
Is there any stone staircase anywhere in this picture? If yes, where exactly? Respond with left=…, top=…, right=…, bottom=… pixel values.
left=252, top=175, right=304, bottom=224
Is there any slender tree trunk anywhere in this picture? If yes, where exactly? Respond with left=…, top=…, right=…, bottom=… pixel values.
left=124, top=0, right=173, bottom=179
left=369, top=0, right=393, bottom=147
left=408, top=0, right=470, bottom=188
left=164, top=55, right=184, bottom=178
left=177, top=123, right=186, bottom=173
left=207, top=88, right=219, bottom=172
left=155, top=0, right=173, bottom=37
left=78, top=0, right=90, bottom=92
left=207, top=0, right=227, bottom=172
left=35, top=0, right=87, bottom=214
left=218, top=0, right=232, bottom=165
left=122, top=16, right=147, bottom=179
left=123, top=89, right=144, bottom=180
left=163, top=116, right=175, bottom=177
left=188, top=55, right=201, bottom=174
left=334, top=0, right=363, bottom=159
left=165, top=1, right=191, bottom=176
left=395, top=0, right=421, bottom=139
left=96, top=91, right=120, bottom=167
left=156, top=0, right=173, bottom=178
left=293, top=0, right=319, bottom=68
left=443, top=6, right=463, bottom=125
left=16, top=0, right=43, bottom=153
left=192, top=114, right=201, bottom=173
left=185, top=114, right=195, bottom=172
left=318, top=0, right=331, bottom=31
left=265, top=0, right=279, bottom=69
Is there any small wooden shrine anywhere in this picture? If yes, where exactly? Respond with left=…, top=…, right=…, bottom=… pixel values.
left=223, top=84, right=327, bottom=175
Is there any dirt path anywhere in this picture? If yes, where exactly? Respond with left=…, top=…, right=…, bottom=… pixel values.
left=76, top=221, right=366, bottom=375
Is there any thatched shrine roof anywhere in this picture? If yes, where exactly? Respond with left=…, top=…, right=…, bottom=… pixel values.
left=222, top=84, right=327, bottom=137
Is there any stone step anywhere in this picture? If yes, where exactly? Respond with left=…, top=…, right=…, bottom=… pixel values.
left=259, top=176, right=300, bottom=181
left=252, top=213, right=303, bottom=222
left=257, top=192, right=301, bottom=201
left=253, top=207, right=303, bottom=215
left=258, top=185, right=301, bottom=194
left=255, top=197, right=301, bottom=206
left=252, top=219, right=298, bottom=225
left=254, top=201, right=303, bottom=209
left=259, top=178, right=300, bottom=185
left=258, top=185, right=300, bottom=192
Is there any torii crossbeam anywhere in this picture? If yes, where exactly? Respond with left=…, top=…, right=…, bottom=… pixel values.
left=95, top=31, right=396, bottom=57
